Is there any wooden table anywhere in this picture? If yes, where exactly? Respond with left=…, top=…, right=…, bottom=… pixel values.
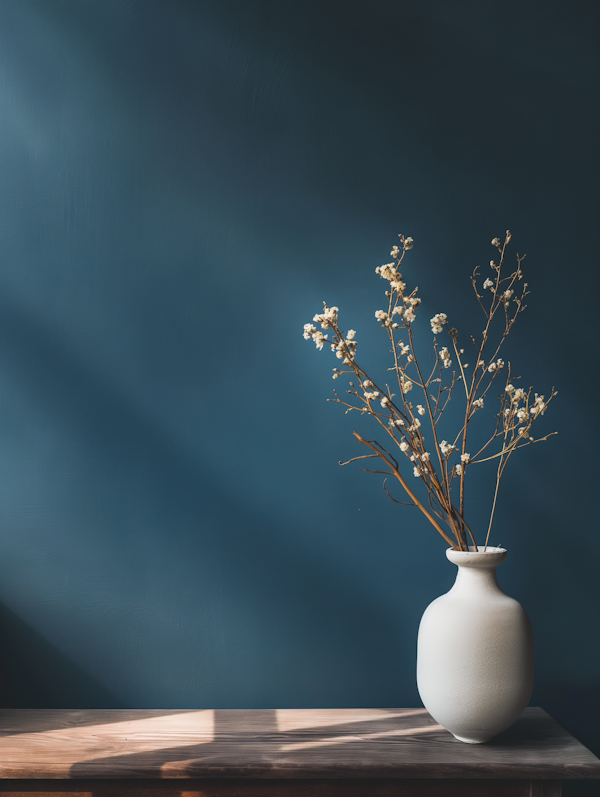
left=0, top=708, right=598, bottom=797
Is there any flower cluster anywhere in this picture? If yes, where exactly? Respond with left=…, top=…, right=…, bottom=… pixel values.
left=331, top=332, right=357, bottom=364
left=430, top=313, right=447, bottom=334
left=303, top=324, right=327, bottom=350
left=439, top=347, right=452, bottom=369
left=375, top=263, right=406, bottom=294
left=313, top=305, right=338, bottom=329
left=440, top=440, right=455, bottom=457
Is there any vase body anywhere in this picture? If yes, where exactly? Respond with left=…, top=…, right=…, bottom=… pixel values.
left=416, top=546, right=534, bottom=743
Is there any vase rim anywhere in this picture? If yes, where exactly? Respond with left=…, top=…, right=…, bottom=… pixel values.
left=446, top=546, right=507, bottom=567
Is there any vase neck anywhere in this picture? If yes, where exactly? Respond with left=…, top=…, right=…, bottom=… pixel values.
left=453, top=565, right=501, bottom=595
left=445, top=547, right=507, bottom=597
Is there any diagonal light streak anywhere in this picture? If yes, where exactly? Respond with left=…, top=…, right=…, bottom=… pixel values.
left=279, top=724, right=444, bottom=751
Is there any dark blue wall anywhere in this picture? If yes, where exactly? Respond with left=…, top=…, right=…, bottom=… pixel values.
left=0, top=0, right=598, bottom=786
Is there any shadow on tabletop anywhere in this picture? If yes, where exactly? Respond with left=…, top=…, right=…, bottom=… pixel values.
left=68, top=709, right=443, bottom=777
left=65, top=707, right=600, bottom=789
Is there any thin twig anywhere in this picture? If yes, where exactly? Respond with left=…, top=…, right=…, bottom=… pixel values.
left=383, top=478, right=418, bottom=506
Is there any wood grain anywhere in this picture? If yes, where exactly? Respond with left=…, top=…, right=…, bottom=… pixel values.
left=0, top=709, right=595, bottom=781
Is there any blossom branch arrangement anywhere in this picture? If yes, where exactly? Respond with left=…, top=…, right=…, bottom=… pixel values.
left=303, top=231, right=557, bottom=551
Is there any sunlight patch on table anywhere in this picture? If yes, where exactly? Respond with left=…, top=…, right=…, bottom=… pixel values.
left=0, top=710, right=215, bottom=764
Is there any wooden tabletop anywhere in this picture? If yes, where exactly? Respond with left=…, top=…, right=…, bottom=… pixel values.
left=0, top=708, right=598, bottom=781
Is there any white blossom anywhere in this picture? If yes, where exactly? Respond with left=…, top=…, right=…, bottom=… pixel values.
left=398, top=342, right=410, bottom=355
left=399, top=441, right=409, bottom=452
left=346, top=329, right=356, bottom=340
left=530, top=394, right=546, bottom=416
left=505, top=384, right=515, bottom=394
left=473, top=398, right=484, bottom=409
left=503, top=289, right=514, bottom=300
left=416, top=405, right=426, bottom=415
left=455, top=464, right=462, bottom=475
left=380, top=396, right=389, bottom=407
left=440, top=347, right=452, bottom=368
left=375, top=263, right=398, bottom=281
left=401, top=378, right=413, bottom=393
left=460, top=453, right=470, bottom=464
left=430, top=312, right=447, bottom=334
left=303, top=323, right=317, bottom=339
left=375, top=261, right=407, bottom=294
left=413, top=466, right=421, bottom=477
left=421, top=452, right=430, bottom=462
left=390, top=245, right=400, bottom=258
left=491, top=237, right=501, bottom=247
left=392, top=306, right=403, bottom=315
left=404, top=237, right=414, bottom=249
left=362, top=379, right=373, bottom=388
left=313, top=306, right=339, bottom=329
left=440, top=440, right=455, bottom=456
left=483, top=278, right=494, bottom=290
left=375, top=310, right=388, bottom=322
left=313, top=331, right=327, bottom=350
left=404, top=308, right=416, bottom=323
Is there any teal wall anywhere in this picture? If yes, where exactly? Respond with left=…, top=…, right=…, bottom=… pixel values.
left=0, top=0, right=598, bottom=788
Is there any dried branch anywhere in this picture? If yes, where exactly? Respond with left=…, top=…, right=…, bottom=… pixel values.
left=353, top=431, right=459, bottom=549
left=339, top=454, right=379, bottom=467
left=302, top=231, right=555, bottom=550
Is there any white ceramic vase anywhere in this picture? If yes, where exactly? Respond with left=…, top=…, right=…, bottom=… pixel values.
left=416, top=546, right=534, bottom=743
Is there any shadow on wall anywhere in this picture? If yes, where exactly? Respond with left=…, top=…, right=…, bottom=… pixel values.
left=535, top=680, right=600, bottom=797
left=533, top=680, right=600, bottom=797
left=0, top=602, right=118, bottom=708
